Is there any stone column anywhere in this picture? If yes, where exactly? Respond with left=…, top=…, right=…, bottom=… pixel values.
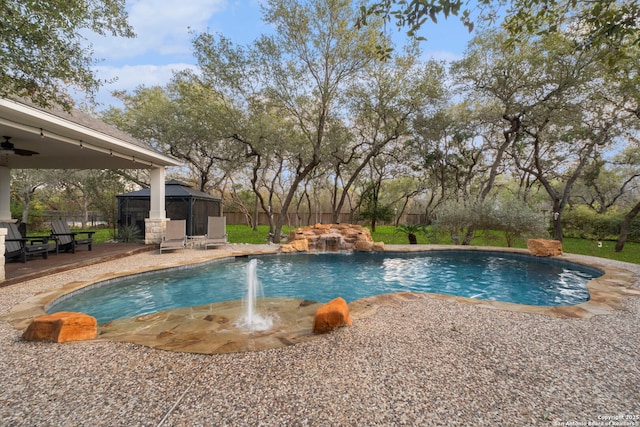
left=148, top=167, right=166, bottom=220
left=145, top=167, right=166, bottom=244
left=0, top=227, right=6, bottom=282
left=0, top=166, right=12, bottom=221
left=144, top=218, right=167, bottom=245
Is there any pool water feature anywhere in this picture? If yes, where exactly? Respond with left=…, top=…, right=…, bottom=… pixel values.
left=47, top=251, right=603, bottom=324
left=237, top=259, right=273, bottom=331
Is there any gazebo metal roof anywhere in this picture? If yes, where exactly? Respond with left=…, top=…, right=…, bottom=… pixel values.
left=117, top=180, right=219, bottom=200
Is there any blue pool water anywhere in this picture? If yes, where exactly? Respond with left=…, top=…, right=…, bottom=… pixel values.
left=47, top=251, right=602, bottom=323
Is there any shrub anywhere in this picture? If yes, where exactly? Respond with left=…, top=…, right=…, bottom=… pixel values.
left=432, top=201, right=477, bottom=244
left=433, top=198, right=547, bottom=246
left=490, top=199, right=548, bottom=246
left=117, top=224, right=142, bottom=243
left=562, top=205, right=640, bottom=242
left=395, top=224, right=426, bottom=244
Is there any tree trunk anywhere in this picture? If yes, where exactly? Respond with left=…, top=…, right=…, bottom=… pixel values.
left=552, top=201, right=563, bottom=241
left=615, top=199, right=640, bottom=252
left=21, top=191, right=31, bottom=224
left=81, top=196, right=89, bottom=228
left=462, top=227, right=475, bottom=245
left=252, top=195, right=259, bottom=231
left=273, top=159, right=320, bottom=241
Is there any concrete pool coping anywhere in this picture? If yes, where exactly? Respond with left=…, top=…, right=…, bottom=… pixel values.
left=2, top=244, right=639, bottom=354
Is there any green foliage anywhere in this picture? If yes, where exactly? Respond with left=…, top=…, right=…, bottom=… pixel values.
left=357, top=181, right=394, bottom=231
left=432, top=198, right=547, bottom=246
left=490, top=198, right=548, bottom=247
left=1, top=0, right=134, bottom=110
left=359, top=204, right=394, bottom=227
left=359, top=0, right=472, bottom=51
left=431, top=200, right=479, bottom=244
left=503, top=0, right=640, bottom=66
left=361, top=0, right=639, bottom=66
left=395, top=224, right=427, bottom=244
left=103, top=79, right=245, bottom=193
left=226, top=225, right=294, bottom=244
left=562, top=205, right=640, bottom=242
left=10, top=197, right=46, bottom=229
left=117, top=225, right=142, bottom=243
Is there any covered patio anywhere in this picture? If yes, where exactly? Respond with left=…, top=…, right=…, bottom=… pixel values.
left=0, top=98, right=181, bottom=280
left=0, top=242, right=154, bottom=287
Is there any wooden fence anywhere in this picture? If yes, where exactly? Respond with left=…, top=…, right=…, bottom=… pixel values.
left=223, top=211, right=428, bottom=227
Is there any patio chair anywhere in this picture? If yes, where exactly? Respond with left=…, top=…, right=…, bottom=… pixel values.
left=1, top=222, right=53, bottom=263
left=50, top=219, right=95, bottom=253
left=203, top=216, right=228, bottom=249
left=160, top=220, right=187, bottom=253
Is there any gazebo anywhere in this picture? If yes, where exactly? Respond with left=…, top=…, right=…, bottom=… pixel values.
left=117, top=180, right=222, bottom=236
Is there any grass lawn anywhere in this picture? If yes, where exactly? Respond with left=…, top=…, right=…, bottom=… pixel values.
left=52, top=224, right=639, bottom=265
left=369, top=225, right=640, bottom=264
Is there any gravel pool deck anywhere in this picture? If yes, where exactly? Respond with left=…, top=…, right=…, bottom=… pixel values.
left=1, top=244, right=639, bottom=426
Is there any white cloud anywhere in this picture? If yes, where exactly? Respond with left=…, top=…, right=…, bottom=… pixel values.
left=423, top=50, right=463, bottom=63
left=92, top=63, right=199, bottom=108
left=90, top=0, right=228, bottom=60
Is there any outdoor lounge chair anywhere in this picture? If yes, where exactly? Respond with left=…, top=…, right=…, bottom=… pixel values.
left=50, top=219, right=95, bottom=253
left=203, top=216, right=228, bottom=249
left=160, top=219, right=187, bottom=253
left=1, top=222, right=53, bottom=263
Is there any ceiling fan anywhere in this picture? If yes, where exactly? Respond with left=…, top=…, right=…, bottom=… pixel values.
left=1, top=136, right=39, bottom=156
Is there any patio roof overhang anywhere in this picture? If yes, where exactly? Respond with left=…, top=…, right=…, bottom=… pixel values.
left=0, top=98, right=180, bottom=169
left=0, top=98, right=184, bottom=267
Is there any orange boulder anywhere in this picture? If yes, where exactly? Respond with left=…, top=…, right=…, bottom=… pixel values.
left=527, top=239, right=563, bottom=257
left=312, top=297, right=352, bottom=334
left=280, top=239, right=310, bottom=253
left=22, top=311, right=97, bottom=343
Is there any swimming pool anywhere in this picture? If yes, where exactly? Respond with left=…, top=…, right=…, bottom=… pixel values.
left=47, top=251, right=603, bottom=323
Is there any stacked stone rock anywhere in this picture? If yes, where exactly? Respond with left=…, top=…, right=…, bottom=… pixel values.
left=282, top=223, right=385, bottom=253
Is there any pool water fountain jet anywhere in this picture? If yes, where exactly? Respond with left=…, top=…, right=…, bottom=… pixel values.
left=237, top=259, right=273, bottom=331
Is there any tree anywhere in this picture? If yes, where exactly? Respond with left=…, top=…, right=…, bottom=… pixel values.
left=194, top=0, right=384, bottom=240
left=103, top=76, right=246, bottom=193
left=357, top=180, right=394, bottom=232
left=1, top=0, right=134, bottom=111
left=409, top=101, right=491, bottom=232
left=360, top=0, right=639, bottom=63
left=573, top=151, right=640, bottom=214
left=616, top=200, right=640, bottom=251
left=452, top=30, right=621, bottom=241
left=10, top=169, right=48, bottom=225
left=328, top=49, right=446, bottom=223
left=433, top=197, right=546, bottom=246
left=614, top=143, right=640, bottom=252
left=598, top=45, right=640, bottom=252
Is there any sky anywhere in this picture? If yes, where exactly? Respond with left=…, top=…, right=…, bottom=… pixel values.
left=87, top=0, right=477, bottom=110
